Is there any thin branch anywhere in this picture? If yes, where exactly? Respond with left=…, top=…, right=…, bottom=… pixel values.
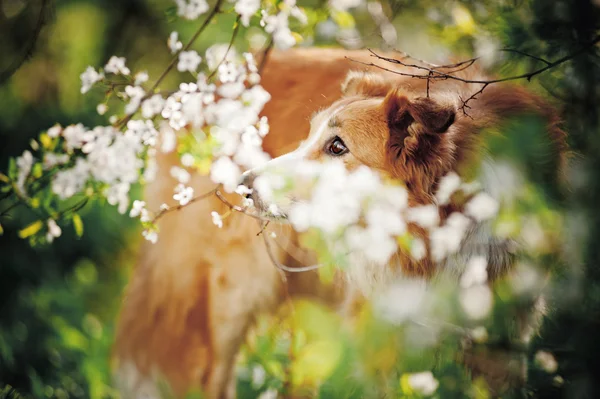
left=258, top=38, right=274, bottom=74
left=260, top=223, right=325, bottom=273
left=207, top=15, right=241, bottom=80
left=151, top=187, right=218, bottom=223
left=348, top=35, right=600, bottom=113
left=500, top=48, right=552, bottom=66
left=214, top=189, right=269, bottom=221
left=113, top=0, right=225, bottom=128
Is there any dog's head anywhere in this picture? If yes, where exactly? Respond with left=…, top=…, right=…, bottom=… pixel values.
left=242, top=71, right=469, bottom=217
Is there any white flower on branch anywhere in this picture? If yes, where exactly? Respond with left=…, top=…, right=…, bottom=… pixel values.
left=62, top=123, right=88, bottom=152
left=104, top=56, right=130, bottom=75
left=235, top=0, right=260, bottom=27
left=460, top=284, right=493, bottom=319
left=134, top=71, right=149, bottom=86
left=124, top=85, right=146, bottom=115
left=47, top=124, right=62, bottom=138
left=406, top=371, right=439, bottom=396
left=210, top=156, right=241, bottom=193
left=96, top=104, right=108, bottom=115
left=406, top=205, right=439, bottom=229
left=43, top=153, right=69, bottom=170
left=129, top=200, right=146, bottom=218
left=141, top=95, right=166, bottom=119
left=257, top=388, right=278, bottom=399
left=211, top=211, right=223, bottom=228
left=15, top=150, right=34, bottom=195
left=205, top=44, right=238, bottom=70
left=460, top=255, right=488, bottom=288
left=142, top=229, right=158, bottom=244
left=535, top=350, right=558, bottom=373
left=170, top=166, right=191, bottom=184
left=177, top=50, right=202, bottom=73
left=176, top=0, right=209, bottom=20
left=168, top=31, right=183, bottom=54
left=46, top=219, right=62, bottom=243
left=430, top=212, right=471, bottom=262
left=80, top=66, right=103, bottom=94
left=465, top=192, right=499, bottom=222
left=52, top=158, right=90, bottom=199
left=435, top=171, right=461, bottom=205
left=173, top=184, right=194, bottom=206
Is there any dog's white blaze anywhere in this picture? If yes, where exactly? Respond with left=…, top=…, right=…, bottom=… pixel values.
left=243, top=105, right=345, bottom=177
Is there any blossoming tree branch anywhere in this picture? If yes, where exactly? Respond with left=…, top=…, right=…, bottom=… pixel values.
left=0, top=0, right=500, bottom=273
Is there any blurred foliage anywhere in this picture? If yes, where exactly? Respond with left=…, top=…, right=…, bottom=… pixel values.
left=1, top=0, right=600, bottom=398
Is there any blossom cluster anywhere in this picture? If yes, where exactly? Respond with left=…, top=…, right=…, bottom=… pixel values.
left=249, top=161, right=499, bottom=269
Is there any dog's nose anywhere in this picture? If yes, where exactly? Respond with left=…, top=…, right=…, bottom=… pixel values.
left=240, top=171, right=256, bottom=197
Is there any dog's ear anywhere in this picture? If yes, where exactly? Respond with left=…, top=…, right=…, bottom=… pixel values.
left=384, top=91, right=456, bottom=135
left=383, top=90, right=457, bottom=200
left=341, top=71, right=391, bottom=97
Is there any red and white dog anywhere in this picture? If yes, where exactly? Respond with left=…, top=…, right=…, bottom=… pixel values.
left=114, top=48, right=566, bottom=398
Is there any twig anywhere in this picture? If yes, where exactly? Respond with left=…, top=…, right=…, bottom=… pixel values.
left=349, top=35, right=600, bottom=113
left=207, top=16, right=241, bottom=80
left=258, top=38, right=274, bottom=74
left=113, top=0, right=225, bottom=128
left=151, top=187, right=218, bottom=223
left=214, top=189, right=269, bottom=221
left=370, top=35, right=600, bottom=85
left=500, top=48, right=552, bottom=66
left=260, top=223, right=325, bottom=273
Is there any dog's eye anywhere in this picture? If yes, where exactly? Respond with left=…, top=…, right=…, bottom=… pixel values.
left=327, top=136, right=349, bottom=156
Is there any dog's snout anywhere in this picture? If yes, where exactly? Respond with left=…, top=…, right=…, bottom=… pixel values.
left=240, top=172, right=256, bottom=197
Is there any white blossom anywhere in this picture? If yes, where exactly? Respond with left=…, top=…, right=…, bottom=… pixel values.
left=257, top=388, right=278, bottom=399
left=47, top=124, right=62, bottom=138
left=177, top=50, right=202, bottom=73
left=97, top=104, right=108, bottom=115
left=460, top=284, right=493, bottom=319
left=180, top=153, right=195, bottom=167
left=43, top=153, right=69, bottom=170
left=375, top=279, right=427, bottom=323
left=134, top=71, right=149, bottom=86
left=170, top=166, right=191, bottom=184
left=251, top=364, right=266, bottom=388
left=129, top=200, right=146, bottom=218
left=168, top=31, right=183, bottom=54
left=173, top=184, right=194, bottom=206
left=211, top=211, right=223, bottom=228
left=430, top=212, right=471, bottom=262
left=52, top=158, right=90, bottom=199
left=205, top=44, right=238, bottom=70
left=535, top=350, right=558, bottom=373
left=46, top=219, right=62, bottom=243
left=411, top=238, right=427, bottom=261
left=104, top=56, right=130, bottom=75
left=406, top=205, right=439, bottom=229
left=176, top=0, right=209, bottom=20
left=406, top=371, right=439, bottom=396
left=142, top=229, right=158, bottom=244
left=460, top=255, right=488, bottom=288
left=124, top=85, right=146, bottom=115
left=236, top=0, right=260, bottom=26
left=15, top=150, right=34, bottom=195
left=80, top=66, right=103, bottom=94
left=210, top=156, right=241, bottom=193
left=435, top=172, right=461, bottom=205
left=465, top=192, right=499, bottom=222
left=141, top=95, right=166, bottom=119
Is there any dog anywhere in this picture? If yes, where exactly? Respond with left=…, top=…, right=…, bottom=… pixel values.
left=113, top=47, right=567, bottom=398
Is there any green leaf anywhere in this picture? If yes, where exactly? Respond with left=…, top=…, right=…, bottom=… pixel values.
left=18, top=220, right=43, bottom=239
left=72, top=213, right=84, bottom=237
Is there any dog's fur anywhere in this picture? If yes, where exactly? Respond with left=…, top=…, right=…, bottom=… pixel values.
left=113, top=48, right=567, bottom=398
